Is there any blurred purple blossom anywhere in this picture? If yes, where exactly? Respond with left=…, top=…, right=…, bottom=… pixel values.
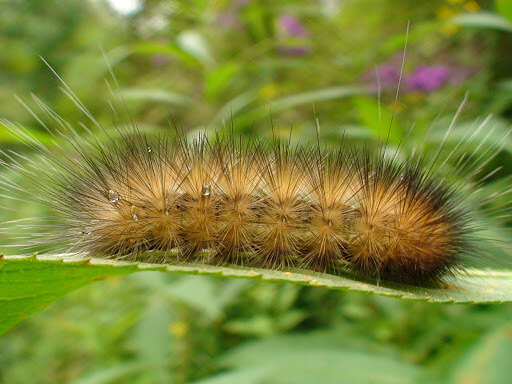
left=363, top=61, right=476, bottom=93
left=406, top=65, right=451, bottom=92
left=217, top=11, right=243, bottom=29
left=278, top=46, right=311, bottom=56
left=374, top=65, right=401, bottom=89
left=216, top=0, right=250, bottom=30
left=279, top=15, right=308, bottom=37
left=277, top=15, right=310, bottom=56
left=361, top=64, right=401, bottom=92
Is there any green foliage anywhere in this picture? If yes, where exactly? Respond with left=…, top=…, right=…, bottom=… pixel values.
left=353, top=96, right=403, bottom=143
left=1, top=0, right=512, bottom=383
left=449, top=323, right=512, bottom=384
left=0, top=256, right=137, bottom=335
left=2, top=255, right=512, bottom=338
left=496, top=0, right=512, bottom=22
left=453, top=12, right=512, bottom=32
left=217, top=332, right=423, bottom=384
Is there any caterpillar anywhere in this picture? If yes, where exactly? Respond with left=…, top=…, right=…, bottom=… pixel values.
left=0, top=69, right=510, bottom=287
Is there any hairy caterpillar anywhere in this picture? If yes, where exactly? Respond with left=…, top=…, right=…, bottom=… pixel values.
left=0, top=67, right=510, bottom=287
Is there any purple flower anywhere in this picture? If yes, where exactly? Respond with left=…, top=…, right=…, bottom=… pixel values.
left=361, top=64, right=401, bottom=92
left=278, top=46, right=311, bottom=56
left=217, top=11, right=243, bottom=29
left=279, top=15, right=308, bottom=37
left=374, top=65, right=401, bottom=89
left=276, top=15, right=310, bottom=56
left=407, top=65, right=451, bottom=92
left=362, top=59, right=475, bottom=94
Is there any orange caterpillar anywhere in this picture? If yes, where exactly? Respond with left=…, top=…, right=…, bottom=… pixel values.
left=0, top=64, right=510, bottom=286
left=1, top=125, right=482, bottom=285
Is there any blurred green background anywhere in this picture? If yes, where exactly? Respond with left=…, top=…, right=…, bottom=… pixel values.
left=1, top=0, right=512, bottom=383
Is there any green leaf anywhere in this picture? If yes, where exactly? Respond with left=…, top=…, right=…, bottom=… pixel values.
left=189, top=368, right=270, bottom=384
left=0, top=255, right=137, bottom=336
left=496, top=0, right=512, bottom=23
left=129, top=42, right=201, bottom=68
left=131, top=298, right=174, bottom=384
left=220, top=332, right=423, bottom=384
left=236, top=86, right=367, bottom=128
left=224, top=310, right=305, bottom=337
left=262, top=86, right=367, bottom=112
left=117, top=88, right=192, bottom=106
left=353, top=96, right=402, bottom=144
left=167, top=276, right=249, bottom=320
left=69, top=362, right=150, bottom=384
left=167, top=276, right=224, bottom=319
left=1, top=254, right=512, bottom=336
left=453, top=12, right=512, bottom=32
left=177, top=31, right=213, bottom=65
left=204, top=63, right=241, bottom=101
left=449, top=323, right=512, bottom=384
left=206, top=91, right=257, bottom=131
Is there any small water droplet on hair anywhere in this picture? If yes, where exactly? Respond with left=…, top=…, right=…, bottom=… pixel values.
left=281, top=216, right=287, bottom=223
left=131, top=205, right=139, bottom=221
left=147, top=146, right=152, bottom=153
left=164, top=197, right=170, bottom=215
left=201, top=185, right=211, bottom=198
left=328, top=220, right=333, bottom=227
left=108, top=189, right=119, bottom=204
left=81, top=227, right=91, bottom=235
